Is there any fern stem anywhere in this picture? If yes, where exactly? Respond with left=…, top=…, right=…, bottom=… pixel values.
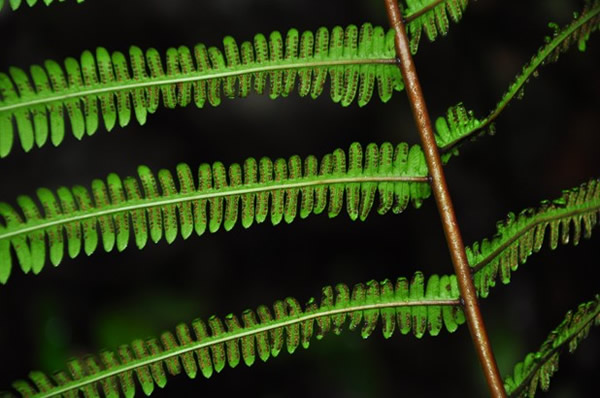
left=0, top=175, right=427, bottom=241
left=29, top=298, right=460, bottom=398
left=471, top=203, right=600, bottom=273
left=383, top=1, right=507, bottom=397
left=440, top=3, right=600, bottom=154
left=0, top=58, right=397, bottom=114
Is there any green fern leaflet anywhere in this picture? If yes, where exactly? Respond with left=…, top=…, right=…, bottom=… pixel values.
left=402, top=0, right=469, bottom=54
left=0, top=0, right=84, bottom=12
left=504, top=295, right=600, bottom=397
left=433, top=102, right=495, bottom=163
left=0, top=142, right=431, bottom=284
left=0, top=24, right=403, bottom=158
left=9, top=273, right=463, bottom=398
left=467, top=178, right=600, bottom=298
left=5, top=178, right=598, bottom=397
left=437, top=0, right=600, bottom=154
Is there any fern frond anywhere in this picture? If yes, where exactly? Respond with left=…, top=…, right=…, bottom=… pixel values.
left=0, top=24, right=403, bottom=158
left=0, top=0, right=84, bottom=12
left=402, top=0, right=469, bottom=54
left=504, top=295, right=600, bottom=397
left=0, top=142, right=431, bottom=284
left=467, top=178, right=600, bottom=298
left=433, top=102, right=495, bottom=163
left=438, top=0, right=600, bottom=154
left=9, top=273, right=464, bottom=398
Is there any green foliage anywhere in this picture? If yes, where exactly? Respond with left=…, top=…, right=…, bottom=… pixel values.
left=504, top=295, right=600, bottom=397
left=0, top=0, right=598, bottom=397
left=490, top=0, right=600, bottom=127
left=433, top=102, right=494, bottom=163
left=467, top=179, right=600, bottom=298
left=11, top=273, right=463, bottom=398
left=0, top=0, right=84, bottom=12
left=0, top=24, right=402, bottom=158
left=0, top=142, right=430, bottom=284
left=436, top=0, right=600, bottom=154
left=10, top=175, right=599, bottom=397
left=7, top=177, right=597, bottom=397
left=434, top=103, right=481, bottom=150
left=402, top=0, right=469, bottom=54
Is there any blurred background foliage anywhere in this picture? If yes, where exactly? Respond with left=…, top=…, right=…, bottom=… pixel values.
left=0, top=0, right=598, bottom=396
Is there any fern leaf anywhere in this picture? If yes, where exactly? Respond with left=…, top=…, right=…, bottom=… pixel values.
left=467, top=178, right=600, bottom=298
left=0, top=0, right=85, bottom=12
left=0, top=24, right=403, bottom=158
left=438, top=1, right=600, bottom=154
left=504, top=295, right=600, bottom=397
left=433, top=102, right=495, bottom=163
left=402, top=0, right=469, bottom=54
left=8, top=273, right=464, bottom=398
left=0, top=142, right=431, bottom=284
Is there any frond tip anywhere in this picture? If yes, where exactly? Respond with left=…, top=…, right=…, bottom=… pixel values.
left=0, top=142, right=431, bottom=284
left=0, top=23, right=403, bottom=158
left=468, top=178, right=600, bottom=298
left=0, top=0, right=85, bottom=12
left=492, top=0, right=600, bottom=124
left=10, top=273, right=464, bottom=398
left=437, top=1, right=600, bottom=154
left=504, top=295, right=600, bottom=397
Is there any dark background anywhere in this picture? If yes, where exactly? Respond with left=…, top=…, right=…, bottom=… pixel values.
left=0, top=0, right=599, bottom=396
